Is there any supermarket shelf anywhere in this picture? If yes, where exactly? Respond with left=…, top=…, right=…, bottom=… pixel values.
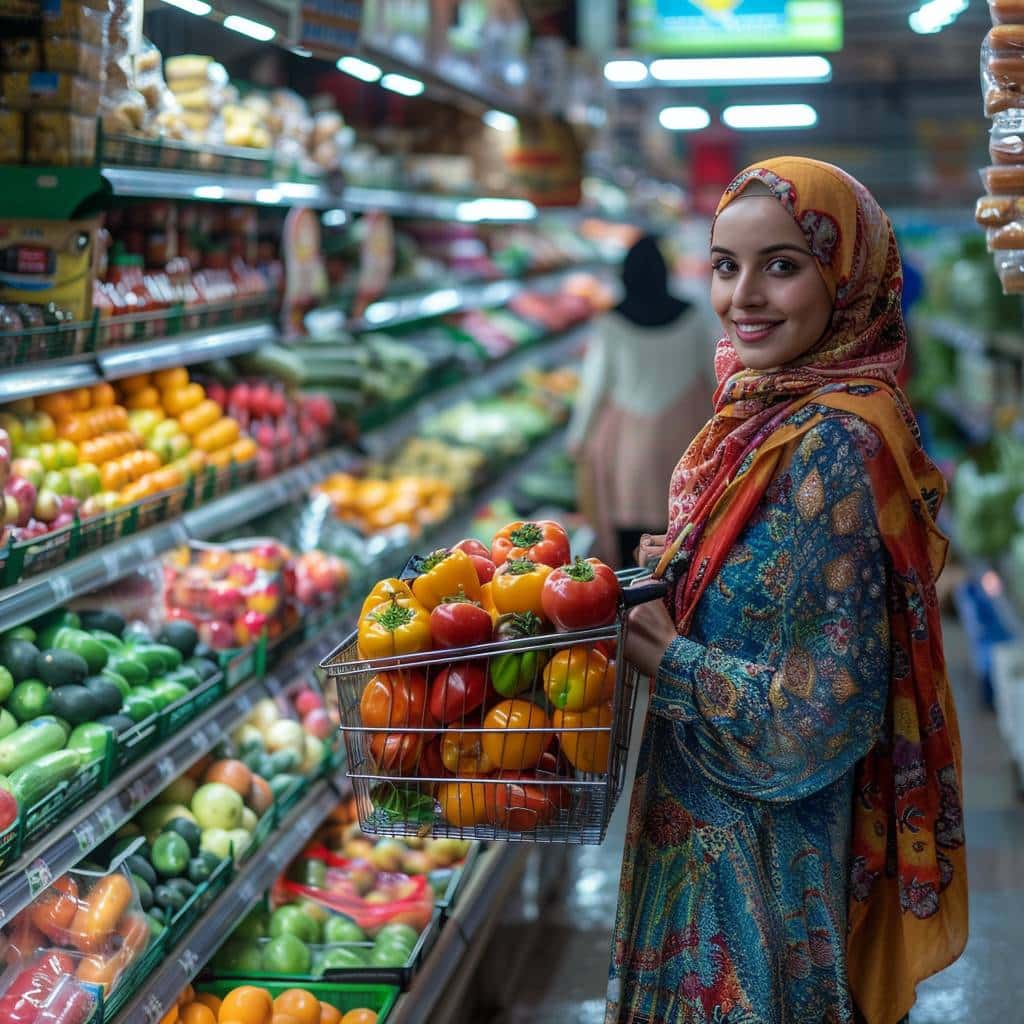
left=343, top=187, right=537, bottom=222
left=98, top=322, right=276, bottom=379
left=184, top=448, right=356, bottom=540
left=0, top=358, right=100, bottom=403
left=389, top=844, right=527, bottom=1024
left=102, top=167, right=333, bottom=208
left=112, top=774, right=346, bottom=1024
left=0, top=672, right=266, bottom=925
left=363, top=323, right=588, bottom=457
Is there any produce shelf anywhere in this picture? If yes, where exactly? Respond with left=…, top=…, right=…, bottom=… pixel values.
left=101, top=167, right=333, bottom=208
left=97, top=322, right=277, bottom=379
left=111, top=773, right=348, bottom=1024
left=387, top=845, right=528, bottom=1024
left=342, top=187, right=538, bottom=222
left=0, top=671, right=266, bottom=925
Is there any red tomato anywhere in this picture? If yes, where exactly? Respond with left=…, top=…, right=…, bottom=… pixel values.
left=417, top=736, right=451, bottom=780
left=359, top=670, right=430, bottom=729
left=540, top=557, right=621, bottom=632
left=453, top=539, right=497, bottom=583
left=429, top=598, right=493, bottom=649
left=0, top=788, right=17, bottom=831
left=491, top=520, right=570, bottom=569
left=453, top=538, right=491, bottom=560
left=483, top=771, right=560, bottom=831
left=370, top=731, right=427, bottom=774
left=428, top=661, right=489, bottom=724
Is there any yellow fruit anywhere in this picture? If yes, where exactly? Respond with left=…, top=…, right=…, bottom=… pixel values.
left=179, top=399, right=221, bottom=436
left=91, top=382, right=116, bottom=407
left=180, top=1005, right=216, bottom=1024
left=119, top=372, right=152, bottom=395
left=230, top=437, right=258, bottom=463
left=193, top=994, right=221, bottom=1015
left=195, top=417, right=240, bottom=453
left=154, top=367, right=189, bottom=391
left=36, top=392, right=75, bottom=420
left=70, top=387, right=92, bottom=411
left=163, top=383, right=205, bottom=417
left=125, top=386, right=161, bottom=411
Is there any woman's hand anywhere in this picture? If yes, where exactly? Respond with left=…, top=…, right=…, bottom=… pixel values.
left=624, top=598, right=679, bottom=679
left=635, top=533, right=667, bottom=568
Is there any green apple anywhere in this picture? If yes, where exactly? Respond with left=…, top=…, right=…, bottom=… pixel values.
left=35, top=412, right=56, bottom=442
left=21, top=415, right=42, bottom=445
left=225, top=828, right=251, bottom=861
left=76, top=462, right=102, bottom=495
left=261, top=933, right=311, bottom=976
left=191, top=782, right=243, bottom=830
left=214, top=939, right=263, bottom=973
left=269, top=904, right=320, bottom=944
left=368, top=943, right=408, bottom=967
left=152, top=420, right=180, bottom=443
left=38, top=443, right=60, bottom=471
left=324, top=915, right=365, bottom=944
left=129, top=410, right=163, bottom=439
left=55, top=439, right=78, bottom=468
left=240, top=806, right=258, bottom=833
left=200, top=828, right=233, bottom=860
left=11, top=458, right=44, bottom=489
left=158, top=776, right=196, bottom=806
left=67, top=467, right=91, bottom=500
left=43, top=470, right=70, bottom=496
left=233, top=906, right=269, bottom=940
left=146, top=436, right=174, bottom=463
left=169, top=433, right=192, bottom=459
left=0, top=414, right=24, bottom=448
left=317, top=946, right=367, bottom=972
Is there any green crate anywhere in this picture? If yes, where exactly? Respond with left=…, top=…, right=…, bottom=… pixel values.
left=220, top=633, right=266, bottom=689
left=22, top=752, right=106, bottom=848
left=0, top=814, right=21, bottom=872
left=158, top=674, right=227, bottom=739
left=166, top=857, right=231, bottom=946
left=196, top=854, right=233, bottom=912
left=112, top=713, right=162, bottom=774
left=197, top=980, right=399, bottom=1022
left=272, top=774, right=310, bottom=821
left=101, top=925, right=167, bottom=1021
left=245, top=807, right=276, bottom=861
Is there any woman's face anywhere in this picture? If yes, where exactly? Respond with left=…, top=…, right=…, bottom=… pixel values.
left=710, top=196, right=834, bottom=371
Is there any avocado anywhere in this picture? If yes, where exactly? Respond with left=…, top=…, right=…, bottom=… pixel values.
left=99, top=669, right=131, bottom=698
left=131, top=874, right=154, bottom=911
left=50, top=686, right=100, bottom=726
left=126, top=646, right=173, bottom=677
left=121, top=692, right=157, bottom=723
left=153, top=884, right=187, bottom=913
left=163, top=666, right=202, bottom=691
left=78, top=610, right=126, bottom=637
left=82, top=677, right=124, bottom=717
left=1, top=638, right=40, bottom=682
left=35, top=649, right=88, bottom=687
left=185, top=657, right=219, bottom=682
left=150, top=680, right=189, bottom=709
left=157, top=621, right=199, bottom=660
left=52, top=629, right=108, bottom=674
left=122, top=625, right=154, bottom=645
left=127, top=854, right=157, bottom=888
left=163, top=817, right=201, bottom=856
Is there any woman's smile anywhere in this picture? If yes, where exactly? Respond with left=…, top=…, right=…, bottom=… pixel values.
left=732, top=318, right=784, bottom=343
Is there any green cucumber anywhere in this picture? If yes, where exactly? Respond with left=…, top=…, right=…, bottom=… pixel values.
left=105, top=654, right=148, bottom=686
left=88, top=630, right=125, bottom=654
left=78, top=610, right=126, bottom=637
left=35, top=649, right=88, bottom=687
left=121, top=692, right=157, bottom=723
left=52, top=629, right=108, bottom=673
left=129, top=644, right=183, bottom=673
left=8, top=749, right=82, bottom=807
left=66, top=722, right=114, bottom=762
left=0, top=716, right=69, bottom=774
left=150, top=680, right=189, bottom=709
left=2, top=626, right=36, bottom=644
left=164, top=666, right=203, bottom=691
left=0, top=710, right=16, bottom=740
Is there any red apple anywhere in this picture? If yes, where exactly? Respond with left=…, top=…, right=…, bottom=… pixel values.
left=302, top=394, right=334, bottom=428
left=294, top=688, right=323, bottom=716
left=249, top=384, right=272, bottom=418
left=58, top=495, right=80, bottom=516
left=228, top=382, right=251, bottom=413
left=201, top=618, right=236, bottom=650
left=206, top=381, right=227, bottom=408
left=33, top=488, right=60, bottom=523
left=256, top=448, right=275, bottom=480
left=267, top=390, right=287, bottom=419
left=302, top=708, right=332, bottom=740
left=11, top=458, right=43, bottom=489
left=207, top=583, right=245, bottom=618
left=254, top=422, right=276, bottom=449
left=4, top=475, right=37, bottom=527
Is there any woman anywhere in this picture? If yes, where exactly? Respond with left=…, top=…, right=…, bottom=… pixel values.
left=609, top=158, right=967, bottom=1024
left=567, top=234, right=714, bottom=568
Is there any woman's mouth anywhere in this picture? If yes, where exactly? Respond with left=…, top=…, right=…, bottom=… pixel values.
left=733, top=320, right=782, bottom=343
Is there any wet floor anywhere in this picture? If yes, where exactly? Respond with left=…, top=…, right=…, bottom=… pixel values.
left=494, top=617, right=1024, bottom=1023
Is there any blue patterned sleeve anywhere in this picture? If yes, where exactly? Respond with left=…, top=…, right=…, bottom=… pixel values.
left=648, top=415, right=890, bottom=802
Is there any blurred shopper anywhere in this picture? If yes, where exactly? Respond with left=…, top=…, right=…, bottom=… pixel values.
left=567, top=235, right=714, bottom=568
left=610, top=159, right=967, bottom=1024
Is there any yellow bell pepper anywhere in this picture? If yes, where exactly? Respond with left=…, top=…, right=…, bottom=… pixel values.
left=357, top=593, right=431, bottom=659
left=360, top=577, right=415, bottom=619
left=411, top=548, right=482, bottom=610
left=479, top=581, right=499, bottom=624
left=491, top=557, right=553, bottom=619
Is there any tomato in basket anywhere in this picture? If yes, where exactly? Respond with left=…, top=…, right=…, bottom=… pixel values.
left=541, top=557, right=621, bottom=632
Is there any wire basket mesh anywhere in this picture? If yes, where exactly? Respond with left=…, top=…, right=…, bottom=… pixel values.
left=321, top=568, right=661, bottom=845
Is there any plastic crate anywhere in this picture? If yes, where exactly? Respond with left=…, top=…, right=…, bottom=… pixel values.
left=158, top=673, right=227, bottom=740
left=244, top=808, right=276, bottom=861
left=0, top=814, right=20, bottom=872
left=197, top=980, right=399, bottom=1022
left=166, top=856, right=233, bottom=945
left=112, top=713, right=162, bottom=774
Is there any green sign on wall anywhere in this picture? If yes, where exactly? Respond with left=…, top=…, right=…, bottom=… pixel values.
left=631, top=0, right=844, bottom=55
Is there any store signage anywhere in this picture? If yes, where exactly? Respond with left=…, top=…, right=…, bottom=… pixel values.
left=294, top=0, right=364, bottom=59
left=630, top=0, right=843, bottom=55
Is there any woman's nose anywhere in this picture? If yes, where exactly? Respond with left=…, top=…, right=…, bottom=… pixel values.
left=731, top=270, right=766, bottom=308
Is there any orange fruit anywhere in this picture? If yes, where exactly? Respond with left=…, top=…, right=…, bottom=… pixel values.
left=119, top=372, right=151, bottom=395
left=272, top=991, right=320, bottom=1024
left=319, top=1006, right=342, bottom=1024
left=271, top=1017, right=304, bottom=1024
left=193, top=994, right=221, bottom=1015
left=70, top=386, right=92, bottom=411
left=125, top=386, right=161, bottom=410
left=158, top=1007, right=179, bottom=1024
left=154, top=367, right=189, bottom=392
left=340, top=1011, right=377, bottom=1024
left=218, top=986, right=273, bottom=1024
left=180, top=1005, right=216, bottom=1024
left=91, top=382, right=116, bottom=407
left=100, top=461, right=126, bottom=491
left=178, top=984, right=195, bottom=1006
left=163, top=382, right=205, bottom=416
left=37, top=392, right=75, bottom=420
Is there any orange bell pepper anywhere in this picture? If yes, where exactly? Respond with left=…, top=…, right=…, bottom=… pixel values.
left=553, top=701, right=613, bottom=773
left=411, top=548, right=482, bottom=610
left=542, top=646, right=609, bottom=712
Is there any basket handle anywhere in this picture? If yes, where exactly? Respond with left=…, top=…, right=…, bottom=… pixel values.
left=621, top=576, right=669, bottom=608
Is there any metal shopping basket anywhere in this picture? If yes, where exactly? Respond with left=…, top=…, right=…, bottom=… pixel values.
left=320, top=566, right=667, bottom=845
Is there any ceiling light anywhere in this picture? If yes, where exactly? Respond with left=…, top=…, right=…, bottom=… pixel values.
left=380, top=73, right=425, bottom=97
left=658, top=106, right=710, bottom=131
left=337, top=56, right=382, bottom=82
left=909, top=0, right=968, bottom=34
left=483, top=110, right=518, bottom=132
left=255, top=188, right=282, bottom=204
left=322, top=209, right=348, bottom=227
left=456, top=198, right=536, bottom=222
left=290, top=47, right=313, bottom=58
left=650, top=55, right=831, bottom=85
left=159, top=0, right=211, bottom=13
left=193, top=185, right=225, bottom=200
left=223, top=14, right=275, bottom=42
left=722, top=103, right=818, bottom=130
left=604, top=59, right=648, bottom=84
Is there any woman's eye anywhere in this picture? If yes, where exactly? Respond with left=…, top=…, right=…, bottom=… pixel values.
left=767, top=257, right=797, bottom=274
left=712, top=258, right=737, bottom=274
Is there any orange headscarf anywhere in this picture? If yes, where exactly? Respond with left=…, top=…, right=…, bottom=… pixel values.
left=659, top=158, right=967, bottom=1022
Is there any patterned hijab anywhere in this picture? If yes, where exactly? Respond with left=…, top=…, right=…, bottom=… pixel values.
left=664, top=157, right=910, bottom=575
left=658, top=158, right=967, bottom=1022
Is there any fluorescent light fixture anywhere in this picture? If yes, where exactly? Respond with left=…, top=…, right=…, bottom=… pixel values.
left=650, top=55, right=831, bottom=85
left=337, top=56, right=382, bottom=82
left=255, top=187, right=282, bottom=204
left=276, top=181, right=321, bottom=201
left=322, top=209, right=348, bottom=227
left=223, top=14, right=276, bottom=42
left=364, top=301, right=398, bottom=324
left=456, top=198, right=536, bottom=222
left=290, top=47, right=313, bottom=58
left=193, top=185, right=225, bottom=200
left=483, top=110, right=518, bottom=132
left=419, top=288, right=460, bottom=316
left=380, top=72, right=425, bottom=96
left=159, top=0, right=211, bottom=14
left=909, top=0, right=968, bottom=35
left=722, top=103, right=818, bottom=130
left=659, top=106, right=710, bottom=131
left=604, top=59, right=648, bottom=84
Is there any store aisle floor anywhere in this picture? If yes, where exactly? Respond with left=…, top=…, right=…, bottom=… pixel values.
left=495, top=618, right=1024, bottom=1023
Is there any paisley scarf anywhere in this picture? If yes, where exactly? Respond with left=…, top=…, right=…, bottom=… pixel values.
left=658, top=158, right=967, bottom=1022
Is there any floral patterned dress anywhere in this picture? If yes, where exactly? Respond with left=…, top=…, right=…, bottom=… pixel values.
left=607, top=411, right=892, bottom=1024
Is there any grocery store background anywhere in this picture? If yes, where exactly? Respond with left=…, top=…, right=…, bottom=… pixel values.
left=0, top=1, right=1022, bottom=1022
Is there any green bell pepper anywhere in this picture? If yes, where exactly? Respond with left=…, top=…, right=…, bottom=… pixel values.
left=490, top=611, right=548, bottom=698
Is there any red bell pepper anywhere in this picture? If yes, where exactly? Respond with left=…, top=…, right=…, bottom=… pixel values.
left=428, top=661, right=489, bottom=724
left=429, top=590, right=493, bottom=649
left=491, top=520, right=570, bottom=569
left=541, top=557, right=621, bottom=632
